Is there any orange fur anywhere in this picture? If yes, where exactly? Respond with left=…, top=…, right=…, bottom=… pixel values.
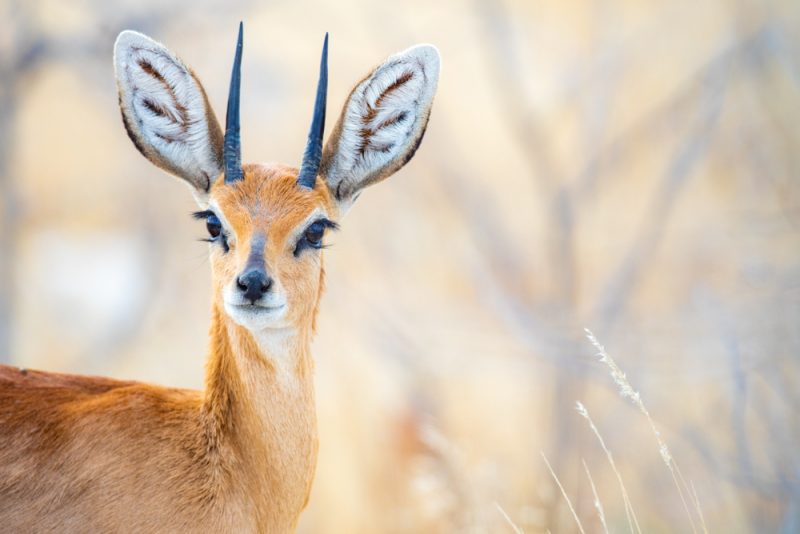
left=0, top=165, right=334, bottom=532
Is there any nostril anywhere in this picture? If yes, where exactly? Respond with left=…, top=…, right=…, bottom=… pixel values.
left=237, top=269, right=272, bottom=303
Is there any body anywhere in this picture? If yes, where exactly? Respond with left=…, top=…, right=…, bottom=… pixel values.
left=0, top=368, right=315, bottom=533
left=0, top=25, right=438, bottom=532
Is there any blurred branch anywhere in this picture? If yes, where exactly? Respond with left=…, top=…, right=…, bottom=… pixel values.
left=764, top=22, right=800, bottom=89
left=435, top=156, right=583, bottom=369
left=591, top=27, right=778, bottom=334
left=474, top=0, right=577, bottom=314
left=680, top=284, right=798, bottom=526
left=473, top=0, right=562, bottom=193
left=454, top=8, right=785, bottom=374
left=471, top=1, right=620, bottom=527
left=574, top=27, right=776, bottom=203
left=591, top=64, right=728, bottom=331
left=443, top=15, right=798, bottom=530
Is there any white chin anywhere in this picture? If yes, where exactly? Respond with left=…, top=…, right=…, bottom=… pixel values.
left=224, top=302, right=289, bottom=331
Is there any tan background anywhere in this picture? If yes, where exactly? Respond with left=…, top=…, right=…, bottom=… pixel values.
left=1, top=0, right=798, bottom=531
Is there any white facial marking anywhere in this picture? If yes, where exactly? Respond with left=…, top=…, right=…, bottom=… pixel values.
left=223, top=293, right=290, bottom=330
left=231, top=327, right=299, bottom=389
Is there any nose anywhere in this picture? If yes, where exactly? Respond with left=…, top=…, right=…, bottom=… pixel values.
left=237, top=269, right=272, bottom=304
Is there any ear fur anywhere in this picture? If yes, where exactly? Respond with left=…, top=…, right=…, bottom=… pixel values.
left=320, top=44, right=440, bottom=210
left=114, top=31, right=223, bottom=198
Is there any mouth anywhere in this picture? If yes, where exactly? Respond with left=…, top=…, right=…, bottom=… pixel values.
left=228, top=303, right=286, bottom=314
left=223, top=290, right=289, bottom=330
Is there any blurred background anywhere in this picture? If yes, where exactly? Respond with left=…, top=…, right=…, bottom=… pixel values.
left=1, top=0, right=798, bottom=531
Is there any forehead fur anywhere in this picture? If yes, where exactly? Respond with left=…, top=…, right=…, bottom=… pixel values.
left=210, top=163, right=335, bottom=229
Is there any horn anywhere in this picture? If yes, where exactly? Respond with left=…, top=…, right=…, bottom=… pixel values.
left=297, top=33, right=329, bottom=189
left=223, top=22, right=244, bottom=183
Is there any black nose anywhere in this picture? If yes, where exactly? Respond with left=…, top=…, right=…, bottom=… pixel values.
left=237, top=269, right=272, bottom=304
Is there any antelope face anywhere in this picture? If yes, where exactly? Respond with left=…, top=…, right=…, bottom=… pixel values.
left=201, top=164, right=337, bottom=331
left=114, top=24, right=439, bottom=334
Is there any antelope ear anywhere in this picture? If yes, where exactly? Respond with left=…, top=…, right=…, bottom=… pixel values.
left=114, top=31, right=224, bottom=199
left=320, top=44, right=440, bottom=212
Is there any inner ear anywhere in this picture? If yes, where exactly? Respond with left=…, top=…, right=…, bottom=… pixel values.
left=115, top=31, right=224, bottom=197
left=320, top=45, right=440, bottom=206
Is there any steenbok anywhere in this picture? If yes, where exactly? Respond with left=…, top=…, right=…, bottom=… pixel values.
left=0, top=23, right=439, bottom=532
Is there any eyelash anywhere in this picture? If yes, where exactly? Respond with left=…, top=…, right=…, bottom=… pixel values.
left=203, top=234, right=229, bottom=252
left=192, top=212, right=337, bottom=256
left=192, top=210, right=229, bottom=252
left=294, top=219, right=338, bottom=257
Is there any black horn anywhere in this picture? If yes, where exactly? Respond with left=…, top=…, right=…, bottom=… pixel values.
left=297, top=33, right=329, bottom=189
left=223, top=22, right=244, bottom=183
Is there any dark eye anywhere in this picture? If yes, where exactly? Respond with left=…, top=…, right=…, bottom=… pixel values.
left=192, top=210, right=229, bottom=252
left=206, top=214, right=222, bottom=239
left=304, top=221, right=326, bottom=247
left=294, top=219, right=337, bottom=257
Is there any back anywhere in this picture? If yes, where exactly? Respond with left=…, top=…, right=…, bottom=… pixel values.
left=0, top=365, right=222, bottom=532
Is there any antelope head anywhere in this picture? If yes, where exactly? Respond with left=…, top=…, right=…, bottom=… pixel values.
left=114, top=24, right=440, bottom=338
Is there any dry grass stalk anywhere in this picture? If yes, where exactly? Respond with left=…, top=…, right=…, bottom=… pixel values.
left=540, top=451, right=586, bottom=534
left=690, top=480, right=709, bottom=533
left=584, top=328, right=708, bottom=534
left=494, top=502, right=524, bottom=534
left=582, top=459, right=609, bottom=534
left=575, top=401, right=642, bottom=534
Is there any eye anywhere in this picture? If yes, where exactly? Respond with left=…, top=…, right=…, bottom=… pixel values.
left=294, top=218, right=337, bottom=257
left=304, top=221, right=326, bottom=247
left=206, top=214, right=222, bottom=239
left=193, top=210, right=229, bottom=252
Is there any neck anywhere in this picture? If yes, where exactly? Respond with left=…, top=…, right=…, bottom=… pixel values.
left=202, top=303, right=318, bottom=527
